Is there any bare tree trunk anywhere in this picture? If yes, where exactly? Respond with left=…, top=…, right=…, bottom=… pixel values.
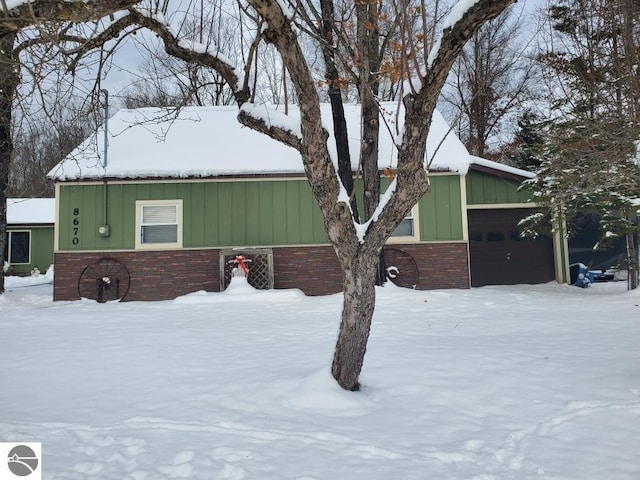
left=319, top=0, right=358, bottom=219
left=226, top=0, right=516, bottom=391
left=357, top=0, right=382, bottom=221
left=331, top=247, right=379, bottom=390
left=356, top=1, right=385, bottom=287
left=361, top=97, right=380, bottom=217
left=0, top=31, right=19, bottom=295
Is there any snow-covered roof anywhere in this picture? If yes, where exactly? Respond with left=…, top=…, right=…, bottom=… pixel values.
left=7, top=198, right=55, bottom=225
left=48, top=103, right=471, bottom=182
left=469, top=156, right=536, bottom=179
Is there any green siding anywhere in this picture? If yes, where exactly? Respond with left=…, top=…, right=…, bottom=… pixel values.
left=188, top=182, right=206, bottom=246
left=373, top=175, right=463, bottom=241
left=217, top=182, right=233, bottom=246
left=272, top=183, right=287, bottom=244
left=7, top=226, right=54, bottom=274
left=204, top=185, right=220, bottom=245
left=258, top=182, right=274, bottom=244
left=231, top=182, right=247, bottom=243
left=419, top=175, right=464, bottom=241
left=466, top=170, right=532, bottom=205
left=285, top=182, right=300, bottom=243
left=58, top=184, right=105, bottom=251
left=57, top=175, right=465, bottom=250
left=245, top=183, right=261, bottom=244
left=58, top=180, right=329, bottom=251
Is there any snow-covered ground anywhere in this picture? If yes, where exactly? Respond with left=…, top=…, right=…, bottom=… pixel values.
left=1, top=276, right=639, bottom=480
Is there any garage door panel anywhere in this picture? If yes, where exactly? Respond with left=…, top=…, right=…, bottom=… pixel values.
left=468, top=209, right=555, bottom=287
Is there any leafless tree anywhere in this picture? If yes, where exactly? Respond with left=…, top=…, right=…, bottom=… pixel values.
left=121, top=0, right=516, bottom=390
left=295, top=1, right=450, bottom=220
left=440, top=4, right=535, bottom=158
left=119, top=4, right=241, bottom=109
left=10, top=99, right=96, bottom=197
left=120, top=48, right=236, bottom=108
left=1, top=0, right=516, bottom=390
left=0, top=0, right=144, bottom=293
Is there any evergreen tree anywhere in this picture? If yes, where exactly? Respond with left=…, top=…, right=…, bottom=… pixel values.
left=525, top=0, right=640, bottom=289
left=507, top=111, right=545, bottom=172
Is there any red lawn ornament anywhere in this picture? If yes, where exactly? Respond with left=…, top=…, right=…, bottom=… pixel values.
left=230, top=255, right=251, bottom=277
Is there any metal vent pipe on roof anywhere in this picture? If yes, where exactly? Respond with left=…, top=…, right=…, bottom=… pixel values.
left=101, top=89, right=109, bottom=168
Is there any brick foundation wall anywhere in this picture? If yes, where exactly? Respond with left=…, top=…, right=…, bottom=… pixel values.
left=397, top=243, right=470, bottom=290
left=273, top=246, right=343, bottom=295
left=54, top=250, right=220, bottom=301
left=54, top=242, right=470, bottom=301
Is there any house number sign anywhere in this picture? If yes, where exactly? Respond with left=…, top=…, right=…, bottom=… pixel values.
left=72, top=208, right=80, bottom=245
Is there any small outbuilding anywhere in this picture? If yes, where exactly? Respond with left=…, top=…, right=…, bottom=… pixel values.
left=47, top=104, right=568, bottom=301
left=5, top=198, right=55, bottom=275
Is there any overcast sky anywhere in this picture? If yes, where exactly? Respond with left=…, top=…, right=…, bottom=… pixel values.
left=96, top=0, right=547, bottom=109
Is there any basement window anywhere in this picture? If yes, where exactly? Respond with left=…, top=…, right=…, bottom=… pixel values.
left=135, top=200, right=183, bottom=249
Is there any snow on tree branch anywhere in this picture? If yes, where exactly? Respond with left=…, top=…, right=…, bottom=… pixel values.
left=0, top=0, right=141, bottom=28
left=238, top=103, right=303, bottom=152
left=420, top=0, right=516, bottom=91
left=127, top=6, right=249, bottom=104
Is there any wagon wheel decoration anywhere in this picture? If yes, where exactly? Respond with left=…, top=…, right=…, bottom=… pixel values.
left=78, top=257, right=131, bottom=303
left=382, top=247, right=419, bottom=289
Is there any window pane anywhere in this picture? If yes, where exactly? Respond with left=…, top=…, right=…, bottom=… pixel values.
left=10, top=231, right=30, bottom=264
left=142, top=205, right=177, bottom=224
left=392, top=218, right=414, bottom=237
left=142, top=225, right=178, bottom=244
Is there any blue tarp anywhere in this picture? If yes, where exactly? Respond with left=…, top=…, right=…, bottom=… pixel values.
left=570, top=263, right=593, bottom=288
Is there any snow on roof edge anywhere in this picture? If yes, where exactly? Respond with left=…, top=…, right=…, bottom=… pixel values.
left=469, top=156, right=536, bottom=179
left=7, top=198, right=55, bottom=225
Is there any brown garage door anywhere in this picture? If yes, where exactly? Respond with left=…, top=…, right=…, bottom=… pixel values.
left=468, top=208, right=555, bottom=287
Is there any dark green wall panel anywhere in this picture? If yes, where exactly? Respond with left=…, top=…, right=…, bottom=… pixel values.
left=188, top=182, right=206, bottom=246
left=216, top=182, right=233, bottom=246
left=466, top=170, right=532, bottom=205
left=272, top=183, right=288, bottom=245
left=244, top=183, right=261, bottom=244
left=258, top=182, right=274, bottom=244
left=285, top=182, right=301, bottom=244
left=419, top=175, right=463, bottom=241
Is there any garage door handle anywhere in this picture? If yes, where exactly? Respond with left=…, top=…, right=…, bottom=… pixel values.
left=506, top=253, right=511, bottom=260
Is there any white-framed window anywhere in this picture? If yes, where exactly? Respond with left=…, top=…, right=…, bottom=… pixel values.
left=135, top=200, right=183, bottom=249
left=4, top=230, right=31, bottom=264
left=388, top=205, right=420, bottom=243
